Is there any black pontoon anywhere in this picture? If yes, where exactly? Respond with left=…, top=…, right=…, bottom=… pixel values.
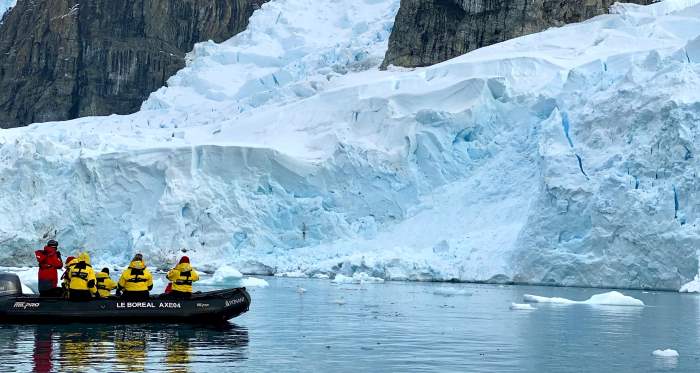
left=0, top=273, right=250, bottom=323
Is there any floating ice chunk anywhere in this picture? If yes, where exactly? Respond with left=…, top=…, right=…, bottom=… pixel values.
left=510, top=303, right=535, bottom=310
left=332, top=272, right=384, bottom=284
left=652, top=349, right=679, bottom=358
left=523, top=291, right=644, bottom=307
left=199, top=265, right=243, bottom=285
left=333, top=297, right=346, bottom=305
left=240, top=277, right=269, bottom=288
left=275, top=271, right=307, bottom=278
left=21, top=283, right=34, bottom=295
left=313, top=274, right=330, bottom=280
left=523, top=294, right=577, bottom=304
left=433, top=287, right=473, bottom=297
left=679, top=276, right=700, bottom=293
left=296, top=286, right=307, bottom=294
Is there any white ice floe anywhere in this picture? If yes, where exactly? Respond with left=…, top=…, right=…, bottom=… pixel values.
left=240, top=277, right=270, bottom=288
left=652, top=349, right=680, bottom=358
left=433, top=288, right=473, bottom=297
left=332, top=273, right=385, bottom=284
left=333, top=297, right=347, bottom=305
left=275, top=271, right=307, bottom=278
left=199, top=265, right=243, bottom=285
left=510, top=303, right=535, bottom=311
left=680, top=274, right=700, bottom=293
left=523, top=291, right=644, bottom=307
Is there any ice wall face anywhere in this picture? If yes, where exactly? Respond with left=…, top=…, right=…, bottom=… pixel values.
left=1, top=0, right=700, bottom=289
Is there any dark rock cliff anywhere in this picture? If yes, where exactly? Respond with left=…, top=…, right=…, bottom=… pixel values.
left=0, top=0, right=267, bottom=128
left=382, top=0, right=656, bottom=69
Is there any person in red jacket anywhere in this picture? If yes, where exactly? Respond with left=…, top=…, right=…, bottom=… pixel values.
left=35, top=240, right=63, bottom=297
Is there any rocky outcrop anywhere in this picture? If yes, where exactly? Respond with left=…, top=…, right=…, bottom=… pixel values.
left=382, top=0, right=655, bottom=69
left=0, top=0, right=267, bottom=128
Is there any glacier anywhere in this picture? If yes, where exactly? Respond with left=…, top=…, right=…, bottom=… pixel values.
left=1, top=0, right=700, bottom=290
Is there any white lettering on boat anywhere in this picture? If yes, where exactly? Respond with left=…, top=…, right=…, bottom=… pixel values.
left=12, top=301, right=40, bottom=309
left=116, top=302, right=156, bottom=308
left=159, top=302, right=181, bottom=308
left=196, top=303, right=210, bottom=308
left=115, top=301, right=181, bottom=309
left=225, top=297, right=245, bottom=307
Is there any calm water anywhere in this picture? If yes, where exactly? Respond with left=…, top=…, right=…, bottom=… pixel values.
left=0, top=278, right=699, bottom=372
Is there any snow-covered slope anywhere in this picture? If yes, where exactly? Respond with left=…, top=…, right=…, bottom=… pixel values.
left=1, top=0, right=700, bottom=289
left=0, top=0, right=15, bottom=19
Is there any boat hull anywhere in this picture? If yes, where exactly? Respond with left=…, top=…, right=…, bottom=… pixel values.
left=0, top=288, right=250, bottom=324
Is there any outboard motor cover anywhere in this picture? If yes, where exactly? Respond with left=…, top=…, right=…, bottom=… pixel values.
left=0, top=273, right=22, bottom=296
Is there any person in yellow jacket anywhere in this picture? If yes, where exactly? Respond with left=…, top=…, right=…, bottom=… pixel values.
left=166, top=256, right=199, bottom=299
left=95, top=268, right=117, bottom=298
left=117, top=253, right=153, bottom=300
left=60, top=256, right=77, bottom=298
left=68, top=252, right=97, bottom=301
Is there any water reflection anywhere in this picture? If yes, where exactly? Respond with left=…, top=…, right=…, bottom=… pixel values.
left=0, top=323, right=248, bottom=372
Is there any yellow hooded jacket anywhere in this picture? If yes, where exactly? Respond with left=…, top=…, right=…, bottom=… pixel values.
left=61, top=257, right=78, bottom=289
left=96, top=272, right=117, bottom=297
left=68, top=253, right=97, bottom=295
left=118, top=260, right=153, bottom=292
left=166, top=263, right=200, bottom=293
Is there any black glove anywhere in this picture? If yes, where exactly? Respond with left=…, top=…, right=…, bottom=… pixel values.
left=56, top=251, right=62, bottom=259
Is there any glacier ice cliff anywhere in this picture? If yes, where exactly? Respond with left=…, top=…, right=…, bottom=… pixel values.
left=1, top=0, right=700, bottom=289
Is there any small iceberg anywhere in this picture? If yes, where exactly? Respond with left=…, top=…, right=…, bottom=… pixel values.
left=679, top=275, right=700, bottom=293
left=652, top=349, right=679, bottom=358
left=510, top=303, right=535, bottom=311
left=332, top=272, right=384, bottom=284
left=199, top=265, right=243, bottom=285
left=240, top=277, right=269, bottom=288
left=433, top=288, right=473, bottom=297
left=200, top=265, right=268, bottom=288
left=275, top=270, right=307, bottom=278
left=523, top=291, right=644, bottom=307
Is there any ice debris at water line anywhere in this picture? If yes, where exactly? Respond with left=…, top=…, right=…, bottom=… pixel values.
left=510, top=303, right=536, bottom=311
left=523, top=291, right=644, bottom=307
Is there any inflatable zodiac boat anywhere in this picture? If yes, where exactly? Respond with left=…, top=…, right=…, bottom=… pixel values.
left=0, top=273, right=250, bottom=323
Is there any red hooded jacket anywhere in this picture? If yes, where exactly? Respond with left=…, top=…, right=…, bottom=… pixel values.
left=35, top=246, right=63, bottom=292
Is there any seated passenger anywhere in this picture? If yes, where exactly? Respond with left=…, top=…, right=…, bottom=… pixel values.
left=96, top=268, right=117, bottom=298
left=117, top=254, right=153, bottom=300
left=166, top=256, right=199, bottom=299
left=60, top=256, right=77, bottom=298
left=68, top=252, right=97, bottom=301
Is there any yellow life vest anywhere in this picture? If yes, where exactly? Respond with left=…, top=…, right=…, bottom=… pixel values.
left=166, top=263, right=199, bottom=293
left=118, top=260, right=153, bottom=292
left=95, top=272, right=117, bottom=297
left=68, top=253, right=97, bottom=295
left=61, top=257, right=77, bottom=289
